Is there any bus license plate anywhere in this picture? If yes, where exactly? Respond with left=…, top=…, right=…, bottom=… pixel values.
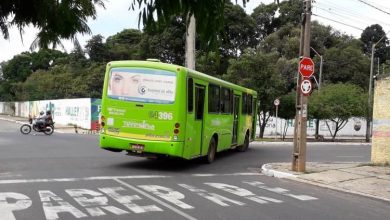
left=131, top=144, right=144, bottom=151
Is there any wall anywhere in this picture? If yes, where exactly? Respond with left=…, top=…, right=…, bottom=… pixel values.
left=258, top=116, right=366, bottom=138
left=372, top=77, right=390, bottom=164
left=1, top=98, right=101, bottom=130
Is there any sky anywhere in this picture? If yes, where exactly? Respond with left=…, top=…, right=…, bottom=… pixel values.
left=1, top=0, right=390, bottom=63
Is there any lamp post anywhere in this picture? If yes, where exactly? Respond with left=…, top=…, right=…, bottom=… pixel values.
left=366, top=32, right=389, bottom=142
left=310, top=47, right=323, bottom=89
left=310, top=47, right=323, bottom=139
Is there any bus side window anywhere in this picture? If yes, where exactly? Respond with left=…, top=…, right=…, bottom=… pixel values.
left=248, top=94, right=253, bottom=115
left=208, top=84, right=220, bottom=113
left=221, top=87, right=231, bottom=114
left=188, top=78, right=193, bottom=112
left=242, top=93, right=247, bottom=114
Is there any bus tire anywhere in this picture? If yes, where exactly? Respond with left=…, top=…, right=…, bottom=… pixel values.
left=205, top=137, right=217, bottom=164
left=236, top=132, right=249, bottom=152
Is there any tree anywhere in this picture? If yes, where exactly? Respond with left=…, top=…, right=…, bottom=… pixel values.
left=224, top=49, right=287, bottom=138
left=220, top=2, right=256, bottom=58
left=360, top=24, right=389, bottom=64
left=323, top=43, right=370, bottom=89
left=310, top=83, right=367, bottom=141
left=278, top=91, right=296, bottom=140
left=251, top=2, right=280, bottom=42
left=131, top=0, right=249, bottom=49
left=106, top=29, right=143, bottom=60
left=0, top=0, right=105, bottom=50
left=85, top=35, right=108, bottom=63
left=1, top=53, right=32, bottom=82
left=140, top=17, right=186, bottom=64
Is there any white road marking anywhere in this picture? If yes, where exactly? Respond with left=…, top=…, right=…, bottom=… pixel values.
left=138, top=185, right=194, bottom=209
left=178, top=184, right=245, bottom=207
left=0, top=192, right=32, bottom=220
left=39, top=190, right=88, bottom=220
left=0, top=175, right=170, bottom=184
left=65, top=189, right=129, bottom=216
left=98, top=187, right=162, bottom=214
left=205, top=183, right=283, bottom=204
left=0, top=173, right=262, bottom=185
left=243, top=181, right=318, bottom=201
left=114, top=179, right=198, bottom=220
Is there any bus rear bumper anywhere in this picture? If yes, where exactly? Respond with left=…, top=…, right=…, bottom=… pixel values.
left=99, top=134, right=185, bottom=158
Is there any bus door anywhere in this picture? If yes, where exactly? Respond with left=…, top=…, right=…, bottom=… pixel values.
left=232, top=95, right=240, bottom=145
left=192, top=84, right=205, bottom=156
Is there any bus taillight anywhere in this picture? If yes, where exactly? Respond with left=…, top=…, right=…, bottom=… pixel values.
left=174, top=128, right=179, bottom=134
left=175, top=123, right=180, bottom=128
left=100, top=115, right=106, bottom=127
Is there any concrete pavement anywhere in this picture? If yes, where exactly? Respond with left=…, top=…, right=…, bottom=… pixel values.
left=262, top=162, right=390, bottom=202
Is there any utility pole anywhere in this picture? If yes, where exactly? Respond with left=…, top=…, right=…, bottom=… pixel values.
left=293, top=0, right=312, bottom=172
left=185, top=14, right=196, bottom=69
left=366, top=32, right=389, bottom=142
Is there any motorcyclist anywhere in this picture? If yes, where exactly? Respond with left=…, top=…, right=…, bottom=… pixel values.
left=35, top=110, right=53, bottom=129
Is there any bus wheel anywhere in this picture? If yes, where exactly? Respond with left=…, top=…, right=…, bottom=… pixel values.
left=205, top=137, right=217, bottom=164
left=237, top=132, right=249, bottom=152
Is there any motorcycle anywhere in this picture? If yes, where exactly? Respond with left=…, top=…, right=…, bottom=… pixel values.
left=20, top=118, right=55, bottom=135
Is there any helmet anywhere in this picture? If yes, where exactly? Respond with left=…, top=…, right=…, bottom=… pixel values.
left=46, top=110, right=51, bottom=115
left=39, top=111, right=44, bottom=116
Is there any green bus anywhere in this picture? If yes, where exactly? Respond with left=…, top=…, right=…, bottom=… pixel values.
left=99, top=60, right=257, bottom=163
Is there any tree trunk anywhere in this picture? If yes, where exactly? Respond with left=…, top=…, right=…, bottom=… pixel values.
left=315, top=118, right=320, bottom=139
left=259, top=111, right=270, bottom=138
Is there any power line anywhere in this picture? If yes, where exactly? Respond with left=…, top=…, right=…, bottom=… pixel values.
left=355, top=0, right=390, bottom=16
left=314, top=6, right=373, bottom=27
left=317, top=1, right=390, bottom=27
left=312, top=14, right=364, bottom=31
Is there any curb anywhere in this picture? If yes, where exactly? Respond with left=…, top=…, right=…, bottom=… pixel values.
left=261, top=163, right=390, bottom=202
left=261, top=164, right=297, bottom=178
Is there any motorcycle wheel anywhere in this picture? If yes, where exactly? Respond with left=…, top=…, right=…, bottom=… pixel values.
left=43, top=125, right=54, bottom=135
left=20, top=124, right=32, bottom=134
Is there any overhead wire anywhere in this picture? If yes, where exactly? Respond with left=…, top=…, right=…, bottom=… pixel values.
left=317, top=0, right=390, bottom=27
left=354, top=0, right=390, bottom=16
left=312, top=0, right=390, bottom=34
left=312, top=14, right=364, bottom=31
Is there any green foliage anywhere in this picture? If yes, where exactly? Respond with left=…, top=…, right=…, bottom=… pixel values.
left=85, top=35, right=108, bottom=63
left=323, top=44, right=370, bottom=89
left=1, top=53, right=32, bottom=82
left=0, top=0, right=105, bottom=49
left=140, top=17, right=186, bottom=64
left=225, top=49, right=287, bottom=137
left=106, top=29, right=143, bottom=60
left=131, top=0, right=249, bottom=50
left=309, top=83, right=367, bottom=140
left=278, top=91, right=296, bottom=120
left=360, top=24, right=389, bottom=63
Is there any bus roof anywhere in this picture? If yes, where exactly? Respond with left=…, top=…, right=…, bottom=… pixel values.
left=107, top=60, right=257, bottom=96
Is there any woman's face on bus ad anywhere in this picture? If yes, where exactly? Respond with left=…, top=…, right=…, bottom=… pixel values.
left=108, top=72, right=140, bottom=97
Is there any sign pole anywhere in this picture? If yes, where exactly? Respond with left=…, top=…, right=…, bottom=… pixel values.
left=293, top=0, right=312, bottom=172
left=274, top=99, right=280, bottom=140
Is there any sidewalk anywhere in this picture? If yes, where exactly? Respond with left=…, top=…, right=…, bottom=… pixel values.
left=262, top=162, right=390, bottom=202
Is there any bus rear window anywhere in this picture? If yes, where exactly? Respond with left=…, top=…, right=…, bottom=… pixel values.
left=107, top=68, right=177, bottom=103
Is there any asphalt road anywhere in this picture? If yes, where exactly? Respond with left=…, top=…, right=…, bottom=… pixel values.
left=0, top=119, right=388, bottom=220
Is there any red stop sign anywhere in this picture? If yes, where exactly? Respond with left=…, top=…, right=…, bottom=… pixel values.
left=299, top=57, right=315, bottom=77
